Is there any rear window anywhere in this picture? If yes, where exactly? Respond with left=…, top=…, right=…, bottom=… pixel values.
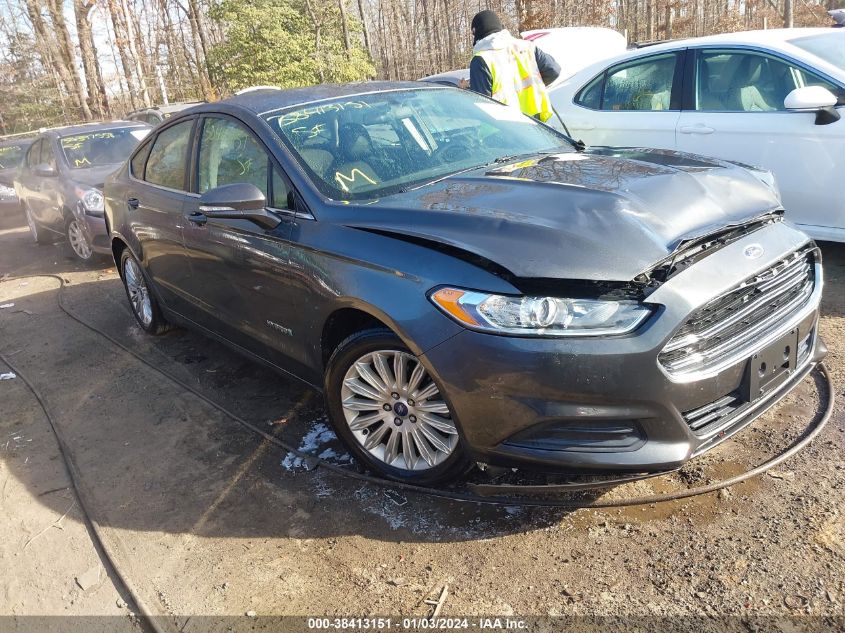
left=60, top=127, right=150, bottom=169
left=0, top=143, right=29, bottom=169
left=790, top=33, right=845, bottom=73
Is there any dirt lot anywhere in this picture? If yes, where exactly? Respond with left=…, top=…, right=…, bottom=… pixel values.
left=0, top=206, right=843, bottom=631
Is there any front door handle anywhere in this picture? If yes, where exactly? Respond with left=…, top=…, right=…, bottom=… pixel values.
left=679, top=124, right=715, bottom=134
left=185, top=211, right=208, bottom=225
left=127, top=197, right=139, bottom=210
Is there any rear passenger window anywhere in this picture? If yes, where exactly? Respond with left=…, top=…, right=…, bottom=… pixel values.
left=144, top=120, right=193, bottom=190
left=602, top=54, right=678, bottom=111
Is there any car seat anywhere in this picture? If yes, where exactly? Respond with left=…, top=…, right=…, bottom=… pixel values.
left=331, top=123, right=383, bottom=193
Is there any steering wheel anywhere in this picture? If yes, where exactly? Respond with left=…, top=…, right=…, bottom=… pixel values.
left=433, top=138, right=475, bottom=164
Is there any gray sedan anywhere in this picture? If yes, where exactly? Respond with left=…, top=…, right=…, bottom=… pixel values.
left=105, top=83, right=825, bottom=484
left=15, top=122, right=150, bottom=261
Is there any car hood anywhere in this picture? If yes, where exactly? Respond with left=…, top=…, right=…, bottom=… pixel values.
left=69, top=164, right=123, bottom=189
left=342, top=147, right=783, bottom=282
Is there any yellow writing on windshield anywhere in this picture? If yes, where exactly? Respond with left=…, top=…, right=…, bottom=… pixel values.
left=74, top=157, right=92, bottom=167
left=61, top=132, right=116, bottom=150
left=335, top=168, right=377, bottom=193
left=268, top=101, right=372, bottom=129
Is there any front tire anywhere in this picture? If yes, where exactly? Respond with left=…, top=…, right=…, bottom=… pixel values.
left=66, top=216, right=94, bottom=261
left=325, top=328, right=470, bottom=485
left=120, top=249, right=171, bottom=335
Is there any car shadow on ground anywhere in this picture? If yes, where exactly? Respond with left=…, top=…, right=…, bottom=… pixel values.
left=1, top=258, right=591, bottom=544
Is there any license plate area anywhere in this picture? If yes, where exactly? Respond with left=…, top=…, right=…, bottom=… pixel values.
left=743, top=328, right=799, bottom=402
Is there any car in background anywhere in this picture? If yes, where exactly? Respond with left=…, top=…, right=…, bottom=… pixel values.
left=105, top=84, right=823, bottom=485
left=551, top=28, right=845, bottom=242
left=0, top=136, right=34, bottom=212
left=15, top=122, right=150, bottom=261
left=126, top=102, right=205, bottom=126
left=420, top=27, right=628, bottom=88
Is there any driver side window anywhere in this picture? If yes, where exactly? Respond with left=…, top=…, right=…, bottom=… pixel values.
left=26, top=140, right=42, bottom=168
left=198, top=117, right=269, bottom=198
left=695, top=50, right=840, bottom=112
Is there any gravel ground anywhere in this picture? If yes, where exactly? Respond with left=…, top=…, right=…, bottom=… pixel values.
left=0, top=206, right=843, bottom=632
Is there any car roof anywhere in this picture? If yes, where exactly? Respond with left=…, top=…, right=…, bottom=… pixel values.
left=0, top=137, right=33, bottom=148
left=42, top=120, right=150, bottom=138
left=643, top=27, right=834, bottom=51
left=198, top=81, right=433, bottom=115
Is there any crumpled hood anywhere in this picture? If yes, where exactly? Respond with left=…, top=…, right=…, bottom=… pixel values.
left=70, top=164, right=122, bottom=189
left=342, top=148, right=783, bottom=282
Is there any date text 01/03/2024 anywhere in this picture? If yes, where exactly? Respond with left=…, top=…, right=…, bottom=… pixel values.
left=306, top=617, right=528, bottom=630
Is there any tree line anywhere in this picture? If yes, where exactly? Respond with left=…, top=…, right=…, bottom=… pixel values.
left=0, top=0, right=836, bottom=134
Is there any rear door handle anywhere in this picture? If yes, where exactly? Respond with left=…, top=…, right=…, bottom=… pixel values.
left=679, top=125, right=715, bottom=134
left=185, top=212, right=208, bottom=225
left=127, top=197, right=139, bottom=210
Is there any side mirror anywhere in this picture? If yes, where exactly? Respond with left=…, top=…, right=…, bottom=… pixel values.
left=198, top=182, right=280, bottom=230
left=784, top=86, right=841, bottom=125
left=34, top=163, right=57, bottom=177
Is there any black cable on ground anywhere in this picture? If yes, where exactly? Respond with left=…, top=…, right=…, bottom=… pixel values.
left=0, top=273, right=836, bottom=510
left=0, top=349, right=168, bottom=633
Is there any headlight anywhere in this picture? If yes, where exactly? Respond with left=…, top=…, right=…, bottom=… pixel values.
left=430, top=287, right=651, bottom=337
left=76, top=187, right=104, bottom=215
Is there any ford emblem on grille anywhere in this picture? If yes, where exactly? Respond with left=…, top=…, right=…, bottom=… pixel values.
left=743, top=244, right=764, bottom=259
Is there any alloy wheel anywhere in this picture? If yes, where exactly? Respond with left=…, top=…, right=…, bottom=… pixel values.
left=340, top=350, right=459, bottom=471
left=67, top=219, right=92, bottom=260
left=123, top=257, right=153, bottom=327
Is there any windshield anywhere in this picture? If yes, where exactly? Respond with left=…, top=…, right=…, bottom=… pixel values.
left=60, top=127, right=149, bottom=169
left=790, top=33, right=845, bottom=73
left=0, top=143, right=29, bottom=170
left=262, top=88, right=573, bottom=199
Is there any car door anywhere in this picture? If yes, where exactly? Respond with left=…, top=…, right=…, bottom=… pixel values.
left=675, top=47, right=845, bottom=235
left=563, top=51, right=685, bottom=149
left=128, top=118, right=197, bottom=312
left=38, top=138, right=64, bottom=231
left=180, top=114, right=297, bottom=363
left=16, top=139, right=43, bottom=219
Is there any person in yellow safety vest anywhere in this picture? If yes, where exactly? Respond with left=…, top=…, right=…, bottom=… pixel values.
left=466, top=10, right=561, bottom=122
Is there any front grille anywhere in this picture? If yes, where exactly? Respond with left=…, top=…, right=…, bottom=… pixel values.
left=659, top=249, right=816, bottom=378
left=683, top=392, right=742, bottom=432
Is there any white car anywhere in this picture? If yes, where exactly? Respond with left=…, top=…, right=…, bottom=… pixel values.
left=551, top=28, right=845, bottom=242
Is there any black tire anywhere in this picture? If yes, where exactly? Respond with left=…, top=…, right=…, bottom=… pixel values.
left=65, top=215, right=95, bottom=262
left=119, top=249, right=172, bottom=335
left=23, top=203, right=51, bottom=245
left=325, top=328, right=470, bottom=485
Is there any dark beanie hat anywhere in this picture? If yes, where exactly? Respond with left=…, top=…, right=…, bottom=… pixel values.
left=471, top=10, right=504, bottom=44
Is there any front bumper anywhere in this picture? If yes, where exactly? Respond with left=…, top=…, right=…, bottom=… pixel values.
left=422, top=221, right=825, bottom=472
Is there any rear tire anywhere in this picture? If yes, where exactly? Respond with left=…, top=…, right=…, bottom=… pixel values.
left=120, top=249, right=171, bottom=335
left=23, top=203, right=51, bottom=245
left=325, top=328, right=470, bottom=485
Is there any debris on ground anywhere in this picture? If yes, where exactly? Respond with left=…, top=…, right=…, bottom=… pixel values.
left=75, top=565, right=101, bottom=591
left=424, top=585, right=449, bottom=617
left=768, top=470, right=796, bottom=481
left=0, top=302, right=15, bottom=308
left=0, top=372, right=16, bottom=380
